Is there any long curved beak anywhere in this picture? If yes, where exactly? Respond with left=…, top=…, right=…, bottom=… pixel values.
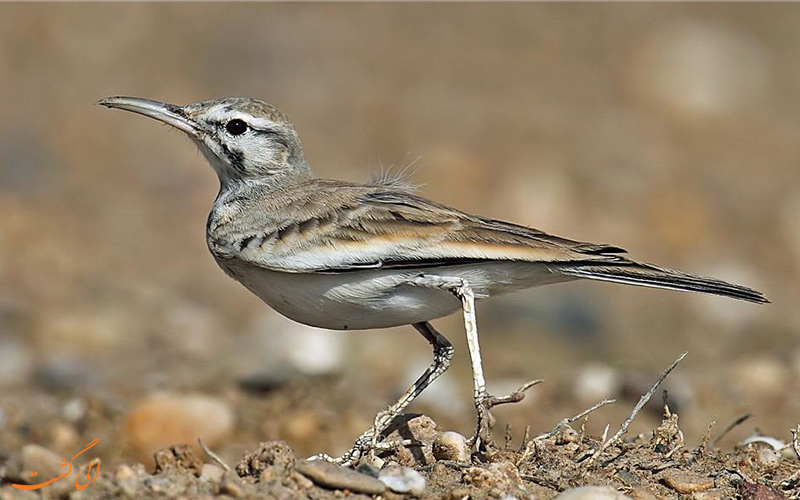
left=98, top=96, right=204, bottom=138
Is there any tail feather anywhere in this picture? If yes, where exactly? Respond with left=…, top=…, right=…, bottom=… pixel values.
left=553, top=261, right=769, bottom=304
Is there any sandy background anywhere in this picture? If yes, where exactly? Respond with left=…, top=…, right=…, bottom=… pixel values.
left=0, top=3, right=798, bottom=469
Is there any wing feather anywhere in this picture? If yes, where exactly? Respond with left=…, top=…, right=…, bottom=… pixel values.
left=224, top=181, right=626, bottom=273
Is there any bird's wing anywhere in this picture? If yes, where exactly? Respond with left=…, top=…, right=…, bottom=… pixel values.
left=218, top=182, right=767, bottom=303
left=226, top=183, right=627, bottom=273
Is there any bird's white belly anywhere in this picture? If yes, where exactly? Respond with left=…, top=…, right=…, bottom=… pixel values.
left=218, top=260, right=569, bottom=330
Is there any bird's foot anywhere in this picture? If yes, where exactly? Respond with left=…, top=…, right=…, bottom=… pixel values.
left=308, top=409, right=409, bottom=467
left=471, top=379, right=542, bottom=453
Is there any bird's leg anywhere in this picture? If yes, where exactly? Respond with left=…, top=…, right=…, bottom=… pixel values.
left=407, top=274, right=539, bottom=453
left=313, top=321, right=454, bottom=467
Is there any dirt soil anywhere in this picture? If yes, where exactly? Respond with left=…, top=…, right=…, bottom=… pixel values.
left=2, top=400, right=799, bottom=500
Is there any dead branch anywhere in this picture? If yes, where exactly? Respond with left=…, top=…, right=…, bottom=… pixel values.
left=589, top=351, right=687, bottom=462
left=198, top=438, right=232, bottom=472
left=711, top=413, right=751, bottom=447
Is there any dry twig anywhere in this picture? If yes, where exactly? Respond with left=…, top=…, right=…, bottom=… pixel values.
left=589, top=351, right=687, bottom=463
left=534, top=398, right=616, bottom=442
left=516, top=397, right=615, bottom=466
left=711, top=413, right=751, bottom=447
left=780, top=425, right=800, bottom=489
left=198, top=438, right=232, bottom=472
left=698, top=418, right=717, bottom=454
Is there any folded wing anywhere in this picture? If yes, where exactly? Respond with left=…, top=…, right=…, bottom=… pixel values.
left=228, top=181, right=767, bottom=303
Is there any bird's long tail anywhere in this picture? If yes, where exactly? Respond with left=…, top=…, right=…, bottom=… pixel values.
left=551, top=260, right=768, bottom=304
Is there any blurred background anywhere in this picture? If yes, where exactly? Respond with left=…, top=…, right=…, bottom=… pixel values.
left=0, top=3, right=798, bottom=468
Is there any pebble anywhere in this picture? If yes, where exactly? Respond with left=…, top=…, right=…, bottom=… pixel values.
left=554, top=486, right=632, bottom=499
left=295, top=460, right=386, bottom=495
left=126, top=392, right=234, bottom=464
left=62, top=398, right=88, bottom=422
left=378, top=466, right=426, bottom=495
left=741, top=435, right=792, bottom=462
left=290, top=470, right=315, bottom=489
left=200, top=464, right=225, bottom=483
left=220, top=479, right=244, bottom=497
left=616, top=470, right=641, bottom=487
left=740, top=483, right=786, bottom=500
left=628, top=487, right=659, bottom=500
left=115, top=464, right=143, bottom=495
left=735, top=358, right=789, bottom=398
left=21, top=444, right=70, bottom=477
left=747, top=443, right=783, bottom=469
left=662, top=470, right=714, bottom=493
left=238, top=315, right=346, bottom=377
left=573, top=364, right=620, bottom=404
left=20, top=444, right=78, bottom=495
left=741, top=436, right=786, bottom=450
left=48, top=422, right=79, bottom=450
left=115, top=464, right=138, bottom=481
left=692, top=490, right=724, bottom=500
left=383, top=414, right=439, bottom=466
left=463, top=461, right=525, bottom=497
left=433, top=431, right=470, bottom=462
left=0, top=337, right=33, bottom=386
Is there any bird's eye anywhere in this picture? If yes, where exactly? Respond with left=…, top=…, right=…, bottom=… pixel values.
left=225, top=119, right=248, bottom=136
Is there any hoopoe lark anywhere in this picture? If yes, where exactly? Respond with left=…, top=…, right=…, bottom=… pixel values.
left=99, top=96, right=767, bottom=465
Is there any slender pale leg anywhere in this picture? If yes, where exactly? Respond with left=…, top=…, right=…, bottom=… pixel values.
left=407, top=274, right=538, bottom=451
left=315, top=273, right=536, bottom=465
left=315, top=321, right=454, bottom=466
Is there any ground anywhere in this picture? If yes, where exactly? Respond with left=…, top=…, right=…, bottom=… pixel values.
left=2, top=374, right=799, bottom=499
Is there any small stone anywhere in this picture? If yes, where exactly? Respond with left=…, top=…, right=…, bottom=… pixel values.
left=21, top=444, right=69, bottom=477
left=0, top=337, right=33, bottom=386
left=433, top=431, right=470, bottom=462
left=662, top=470, right=714, bottom=493
left=741, top=437, right=787, bottom=466
left=463, top=461, right=525, bottom=497
left=355, top=463, right=381, bottom=478
left=692, top=490, right=724, bottom=500
left=20, top=444, right=79, bottom=495
left=295, top=460, right=386, bottom=494
left=378, top=466, right=426, bottom=494
left=126, top=393, right=234, bottom=466
left=628, top=487, right=659, bottom=500
left=741, top=436, right=786, bottom=450
left=555, top=486, right=632, bottom=499
left=49, top=422, right=78, bottom=450
left=291, top=471, right=315, bottom=489
left=573, top=364, right=620, bottom=404
left=220, top=479, right=244, bottom=497
left=200, top=464, right=225, bottom=483
left=260, top=465, right=280, bottom=483
left=114, top=464, right=142, bottom=496
left=62, top=398, right=87, bottom=422
left=736, top=358, right=789, bottom=398
left=739, top=483, right=787, bottom=500
left=755, top=446, right=782, bottom=469
left=115, top=464, right=137, bottom=482
left=383, top=414, right=439, bottom=466
left=616, top=470, right=641, bottom=487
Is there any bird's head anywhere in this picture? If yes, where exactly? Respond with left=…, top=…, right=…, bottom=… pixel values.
left=99, top=96, right=310, bottom=186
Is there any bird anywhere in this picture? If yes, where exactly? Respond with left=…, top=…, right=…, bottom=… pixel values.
left=99, top=96, right=768, bottom=465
